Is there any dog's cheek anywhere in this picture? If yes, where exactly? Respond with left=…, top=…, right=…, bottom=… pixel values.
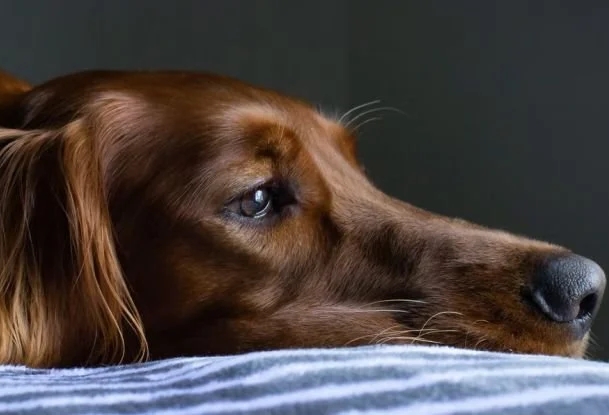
left=320, top=222, right=424, bottom=300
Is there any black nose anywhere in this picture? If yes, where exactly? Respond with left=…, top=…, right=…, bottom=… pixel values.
left=530, top=254, right=606, bottom=328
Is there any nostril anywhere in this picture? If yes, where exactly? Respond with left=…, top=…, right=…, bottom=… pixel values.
left=528, top=254, right=606, bottom=327
left=577, top=292, right=598, bottom=320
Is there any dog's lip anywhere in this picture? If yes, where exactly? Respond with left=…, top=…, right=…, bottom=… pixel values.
left=471, top=336, right=587, bottom=358
left=383, top=312, right=589, bottom=358
left=376, top=295, right=590, bottom=356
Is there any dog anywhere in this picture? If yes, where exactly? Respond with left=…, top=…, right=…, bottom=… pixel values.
left=0, top=69, right=604, bottom=368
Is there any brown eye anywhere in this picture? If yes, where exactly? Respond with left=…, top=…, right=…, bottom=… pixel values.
left=225, top=181, right=296, bottom=222
left=239, top=188, right=272, bottom=218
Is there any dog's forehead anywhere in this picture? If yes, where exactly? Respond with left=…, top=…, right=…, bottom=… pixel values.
left=74, top=73, right=347, bottom=155
left=214, top=101, right=332, bottom=136
left=79, top=75, right=362, bottom=196
left=207, top=99, right=354, bottom=160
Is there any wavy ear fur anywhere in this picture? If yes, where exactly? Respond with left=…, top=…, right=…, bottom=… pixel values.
left=0, top=121, right=147, bottom=367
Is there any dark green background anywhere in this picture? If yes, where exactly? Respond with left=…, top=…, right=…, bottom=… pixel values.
left=2, top=0, right=608, bottom=359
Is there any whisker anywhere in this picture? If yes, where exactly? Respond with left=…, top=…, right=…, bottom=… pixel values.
left=351, top=117, right=382, bottom=132
left=375, top=327, right=461, bottom=346
left=368, top=325, right=404, bottom=344
left=377, top=336, right=441, bottom=345
left=375, top=335, right=418, bottom=345
left=387, top=328, right=460, bottom=344
left=345, top=106, right=405, bottom=129
left=338, top=100, right=381, bottom=124
left=473, top=337, right=489, bottom=351
left=587, top=332, right=600, bottom=357
left=361, top=299, right=427, bottom=307
left=344, top=325, right=403, bottom=346
left=322, top=308, right=415, bottom=315
left=391, top=328, right=460, bottom=336
left=344, top=323, right=458, bottom=348
left=343, top=333, right=377, bottom=347
left=464, top=329, right=471, bottom=349
left=338, top=305, right=464, bottom=349
left=418, top=311, right=464, bottom=333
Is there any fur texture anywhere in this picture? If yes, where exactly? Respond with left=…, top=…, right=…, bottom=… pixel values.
left=0, top=69, right=600, bottom=367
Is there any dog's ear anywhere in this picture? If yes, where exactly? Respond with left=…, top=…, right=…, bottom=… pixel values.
left=0, top=70, right=30, bottom=109
left=0, top=121, right=147, bottom=367
left=0, top=70, right=30, bottom=95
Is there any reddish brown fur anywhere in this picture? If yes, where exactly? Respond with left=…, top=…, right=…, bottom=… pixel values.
left=0, top=69, right=595, bottom=367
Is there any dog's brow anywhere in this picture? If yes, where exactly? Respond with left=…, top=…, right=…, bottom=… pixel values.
left=218, top=103, right=287, bottom=128
left=255, top=125, right=305, bottom=165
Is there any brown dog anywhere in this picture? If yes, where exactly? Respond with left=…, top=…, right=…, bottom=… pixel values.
left=0, top=70, right=604, bottom=368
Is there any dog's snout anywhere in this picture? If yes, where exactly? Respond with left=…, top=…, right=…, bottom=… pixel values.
left=529, top=254, right=606, bottom=330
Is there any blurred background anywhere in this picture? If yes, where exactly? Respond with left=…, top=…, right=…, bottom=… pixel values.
left=2, top=1, right=608, bottom=359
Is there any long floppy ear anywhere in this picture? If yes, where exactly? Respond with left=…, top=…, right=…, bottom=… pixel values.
left=0, top=121, right=147, bottom=367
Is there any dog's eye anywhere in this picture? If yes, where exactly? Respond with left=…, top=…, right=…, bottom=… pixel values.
left=239, top=188, right=272, bottom=218
left=225, top=181, right=295, bottom=222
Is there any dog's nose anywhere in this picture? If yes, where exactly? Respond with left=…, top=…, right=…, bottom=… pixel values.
left=530, top=254, right=606, bottom=329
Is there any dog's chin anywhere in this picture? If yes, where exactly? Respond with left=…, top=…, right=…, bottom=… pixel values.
left=382, top=325, right=591, bottom=358
left=474, top=335, right=589, bottom=358
left=445, top=332, right=590, bottom=358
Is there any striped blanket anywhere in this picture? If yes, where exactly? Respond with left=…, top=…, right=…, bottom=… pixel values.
left=0, top=345, right=608, bottom=414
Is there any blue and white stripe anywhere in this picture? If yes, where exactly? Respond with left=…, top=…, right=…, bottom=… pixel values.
left=0, top=345, right=607, bottom=414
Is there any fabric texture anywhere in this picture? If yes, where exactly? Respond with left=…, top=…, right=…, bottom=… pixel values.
left=0, top=345, right=608, bottom=414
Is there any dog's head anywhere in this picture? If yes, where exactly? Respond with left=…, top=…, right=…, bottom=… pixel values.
left=0, top=70, right=604, bottom=367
